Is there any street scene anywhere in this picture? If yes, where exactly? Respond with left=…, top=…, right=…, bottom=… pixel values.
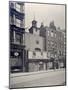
left=9, top=1, right=66, bottom=88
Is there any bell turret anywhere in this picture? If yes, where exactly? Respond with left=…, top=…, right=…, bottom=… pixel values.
left=32, top=19, right=37, bottom=27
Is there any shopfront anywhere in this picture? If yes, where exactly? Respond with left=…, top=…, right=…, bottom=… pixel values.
left=10, top=44, right=28, bottom=73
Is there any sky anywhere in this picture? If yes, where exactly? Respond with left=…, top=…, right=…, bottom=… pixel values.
left=25, top=3, right=65, bottom=31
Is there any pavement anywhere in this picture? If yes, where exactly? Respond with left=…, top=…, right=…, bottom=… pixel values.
left=10, top=68, right=66, bottom=88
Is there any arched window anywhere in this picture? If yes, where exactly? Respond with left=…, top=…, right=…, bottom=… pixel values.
left=35, top=48, right=41, bottom=51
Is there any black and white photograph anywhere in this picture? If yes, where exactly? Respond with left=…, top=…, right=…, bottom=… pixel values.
left=9, top=1, right=66, bottom=89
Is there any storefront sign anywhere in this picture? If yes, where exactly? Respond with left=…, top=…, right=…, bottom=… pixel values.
left=14, top=52, right=19, bottom=56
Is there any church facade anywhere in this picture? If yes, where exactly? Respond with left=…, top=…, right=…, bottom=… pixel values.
left=24, top=20, right=65, bottom=72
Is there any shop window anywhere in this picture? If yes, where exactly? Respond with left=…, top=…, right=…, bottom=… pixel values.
left=39, top=62, right=43, bottom=71
left=10, top=51, right=22, bottom=73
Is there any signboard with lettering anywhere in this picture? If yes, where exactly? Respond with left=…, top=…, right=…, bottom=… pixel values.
left=28, top=51, right=49, bottom=59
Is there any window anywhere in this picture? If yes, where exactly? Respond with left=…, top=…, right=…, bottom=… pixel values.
left=33, top=52, right=36, bottom=56
left=10, top=31, right=14, bottom=42
left=16, top=3, right=21, bottom=12
left=10, top=15, right=16, bottom=25
left=47, top=52, right=50, bottom=57
left=39, top=62, right=43, bottom=71
left=54, top=42, right=57, bottom=47
left=16, top=33, right=20, bottom=43
left=10, top=16, right=14, bottom=24
left=50, top=53, right=54, bottom=58
left=51, top=31, right=54, bottom=37
left=35, top=48, right=41, bottom=51
left=10, top=51, right=22, bottom=73
left=51, top=41, right=54, bottom=46
left=59, top=36, right=61, bottom=40
left=16, top=19, right=21, bottom=27
left=10, top=2, right=16, bottom=9
left=55, top=54, right=57, bottom=58
left=48, top=30, right=49, bottom=36
left=15, top=33, right=22, bottom=44
left=10, top=2, right=14, bottom=8
left=36, top=40, right=39, bottom=44
left=22, top=34, right=25, bottom=45
left=59, top=51, right=61, bottom=56
left=55, top=33, right=56, bottom=38
left=41, top=52, right=43, bottom=55
left=48, top=40, right=50, bottom=46
left=60, top=37, right=62, bottom=41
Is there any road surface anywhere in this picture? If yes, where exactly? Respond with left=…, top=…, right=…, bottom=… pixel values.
left=10, top=68, right=65, bottom=88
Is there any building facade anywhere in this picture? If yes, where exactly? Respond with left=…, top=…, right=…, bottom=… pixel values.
left=9, top=1, right=28, bottom=73
left=40, top=21, right=65, bottom=69
left=24, top=20, right=65, bottom=72
left=26, top=20, right=50, bottom=72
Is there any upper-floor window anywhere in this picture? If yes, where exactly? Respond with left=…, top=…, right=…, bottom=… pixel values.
left=10, top=31, right=14, bottom=42
left=16, top=19, right=21, bottom=27
left=54, top=42, right=57, bottom=47
left=10, top=15, right=16, bottom=25
left=10, top=16, right=14, bottom=25
left=59, top=51, right=61, bottom=56
left=48, top=40, right=50, bottom=46
left=15, top=33, right=22, bottom=44
left=50, top=53, right=54, bottom=58
left=36, top=40, right=39, bottom=44
left=10, top=3, right=14, bottom=8
left=55, top=33, right=56, bottom=38
left=51, top=41, right=54, bottom=46
left=48, top=30, right=50, bottom=36
left=47, top=52, right=50, bottom=57
left=51, top=31, right=54, bottom=37
left=35, top=48, right=41, bottom=51
left=10, top=2, right=16, bottom=9
left=16, top=3, right=21, bottom=12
